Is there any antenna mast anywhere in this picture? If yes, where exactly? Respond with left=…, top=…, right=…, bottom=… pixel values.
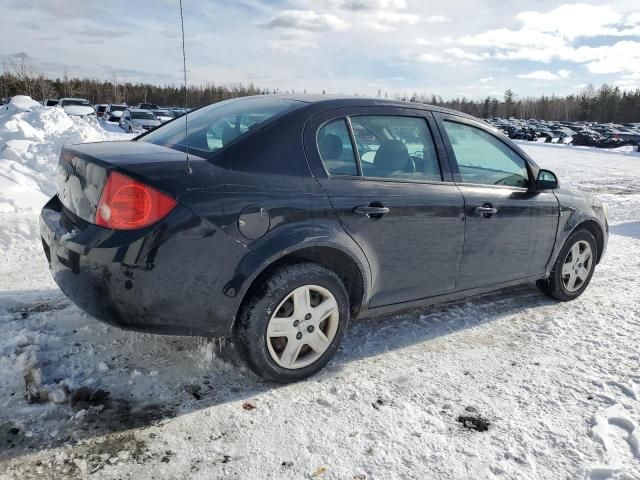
left=179, top=0, right=192, bottom=174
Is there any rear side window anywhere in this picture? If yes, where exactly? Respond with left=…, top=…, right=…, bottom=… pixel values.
left=317, top=119, right=358, bottom=176
left=350, top=116, right=442, bottom=181
left=443, top=121, right=529, bottom=188
left=140, top=97, right=304, bottom=159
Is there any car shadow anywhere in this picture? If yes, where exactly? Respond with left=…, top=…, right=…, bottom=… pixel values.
left=611, top=221, right=640, bottom=240
left=0, top=283, right=553, bottom=462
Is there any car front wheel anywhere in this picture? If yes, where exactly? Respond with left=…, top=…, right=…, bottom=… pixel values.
left=538, top=228, right=598, bottom=301
left=234, top=263, right=350, bottom=383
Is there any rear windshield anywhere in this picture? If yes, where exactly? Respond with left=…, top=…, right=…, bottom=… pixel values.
left=139, top=97, right=303, bottom=159
left=61, top=99, right=91, bottom=107
left=131, top=112, right=157, bottom=120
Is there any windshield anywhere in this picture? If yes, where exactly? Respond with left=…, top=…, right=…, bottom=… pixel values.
left=139, top=97, right=303, bottom=159
left=131, top=112, right=157, bottom=120
left=62, top=99, right=91, bottom=107
left=109, top=106, right=126, bottom=112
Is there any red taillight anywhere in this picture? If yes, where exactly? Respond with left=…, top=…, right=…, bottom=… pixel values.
left=96, top=172, right=176, bottom=230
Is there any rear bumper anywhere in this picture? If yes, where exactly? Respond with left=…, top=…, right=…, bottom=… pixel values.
left=40, top=196, right=248, bottom=337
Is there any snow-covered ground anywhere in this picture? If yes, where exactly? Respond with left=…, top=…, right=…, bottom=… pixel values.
left=0, top=107, right=639, bottom=479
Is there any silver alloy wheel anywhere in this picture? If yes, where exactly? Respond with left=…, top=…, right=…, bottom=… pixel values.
left=561, top=240, right=593, bottom=292
left=266, top=284, right=339, bottom=369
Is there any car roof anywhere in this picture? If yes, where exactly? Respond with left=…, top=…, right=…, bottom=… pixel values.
left=126, top=108, right=154, bottom=113
left=59, top=97, right=90, bottom=101
left=239, top=94, right=478, bottom=121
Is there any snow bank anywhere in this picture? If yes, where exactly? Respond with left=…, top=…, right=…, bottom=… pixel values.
left=0, top=105, right=129, bottom=214
left=2, top=95, right=41, bottom=115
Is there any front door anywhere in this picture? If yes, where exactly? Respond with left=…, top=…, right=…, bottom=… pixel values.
left=436, top=114, right=558, bottom=289
left=305, top=108, right=466, bottom=307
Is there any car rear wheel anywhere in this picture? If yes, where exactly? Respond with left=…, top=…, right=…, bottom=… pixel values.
left=537, top=229, right=597, bottom=301
left=234, top=263, right=349, bottom=383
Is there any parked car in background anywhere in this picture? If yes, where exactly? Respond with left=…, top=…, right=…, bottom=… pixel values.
left=43, top=99, right=59, bottom=107
left=151, top=109, right=175, bottom=123
left=103, top=104, right=127, bottom=123
left=168, top=107, right=187, bottom=118
left=94, top=104, right=108, bottom=118
left=58, top=98, right=96, bottom=118
left=40, top=95, right=608, bottom=383
left=136, top=103, right=159, bottom=110
left=119, top=108, right=161, bottom=133
left=486, top=117, right=640, bottom=149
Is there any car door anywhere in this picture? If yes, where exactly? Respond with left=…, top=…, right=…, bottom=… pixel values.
left=434, top=113, right=559, bottom=289
left=304, top=107, right=466, bottom=308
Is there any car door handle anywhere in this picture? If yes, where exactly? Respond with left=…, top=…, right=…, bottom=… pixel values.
left=472, top=206, right=498, bottom=216
left=354, top=205, right=390, bottom=217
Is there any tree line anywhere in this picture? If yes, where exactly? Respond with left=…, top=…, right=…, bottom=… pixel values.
left=2, top=53, right=638, bottom=123
left=404, top=86, right=640, bottom=123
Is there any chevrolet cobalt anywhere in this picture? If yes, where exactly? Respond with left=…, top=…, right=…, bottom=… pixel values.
left=40, top=96, right=608, bottom=382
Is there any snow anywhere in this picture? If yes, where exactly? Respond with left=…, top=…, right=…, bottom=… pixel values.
left=0, top=108, right=639, bottom=479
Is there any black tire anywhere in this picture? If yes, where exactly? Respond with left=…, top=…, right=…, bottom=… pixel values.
left=234, top=263, right=350, bottom=383
left=537, top=228, right=597, bottom=301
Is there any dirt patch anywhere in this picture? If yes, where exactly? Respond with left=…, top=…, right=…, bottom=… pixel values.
left=0, top=432, right=149, bottom=479
left=457, top=414, right=491, bottom=432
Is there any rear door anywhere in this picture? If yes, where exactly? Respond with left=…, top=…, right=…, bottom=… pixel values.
left=434, top=113, right=558, bottom=289
left=304, top=107, right=466, bottom=307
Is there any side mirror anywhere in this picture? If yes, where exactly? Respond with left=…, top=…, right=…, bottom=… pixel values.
left=536, top=169, right=558, bottom=190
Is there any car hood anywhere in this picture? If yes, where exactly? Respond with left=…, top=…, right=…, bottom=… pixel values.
left=63, top=105, right=95, bottom=116
left=109, top=110, right=124, bottom=118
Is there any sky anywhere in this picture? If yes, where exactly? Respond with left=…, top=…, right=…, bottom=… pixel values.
left=1, top=0, right=640, bottom=99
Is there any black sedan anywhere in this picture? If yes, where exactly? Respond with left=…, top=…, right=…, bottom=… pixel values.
left=40, top=95, right=608, bottom=382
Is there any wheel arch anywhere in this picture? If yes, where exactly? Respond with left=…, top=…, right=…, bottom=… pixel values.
left=572, top=219, right=605, bottom=263
left=233, top=244, right=369, bottom=333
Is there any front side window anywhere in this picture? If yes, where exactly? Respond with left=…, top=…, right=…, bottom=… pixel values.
left=140, top=97, right=304, bottom=159
left=443, top=121, right=530, bottom=188
left=317, top=119, right=358, bottom=176
left=350, top=116, right=441, bottom=181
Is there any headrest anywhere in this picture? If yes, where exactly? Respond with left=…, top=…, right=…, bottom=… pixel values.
left=318, top=133, right=343, bottom=160
left=374, top=140, right=411, bottom=173
left=222, top=125, right=239, bottom=146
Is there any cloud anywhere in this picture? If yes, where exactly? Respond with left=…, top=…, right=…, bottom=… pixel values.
left=366, top=11, right=419, bottom=31
left=269, top=32, right=318, bottom=53
left=517, top=69, right=571, bottom=80
left=445, top=48, right=486, bottom=61
left=425, top=15, right=449, bottom=24
left=517, top=70, right=560, bottom=80
left=572, top=41, right=640, bottom=75
left=456, top=4, right=640, bottom=79
left=418, top=53, right=448, bottom=63
left=515, top=4, right=624, bottom=40
left=265, top=10, right=349, bottom=32
left=479, top=76, right=493, bottom=82
left=415, top=37, right=432, bottom=46
left=337, top=0, right=407, bottom=11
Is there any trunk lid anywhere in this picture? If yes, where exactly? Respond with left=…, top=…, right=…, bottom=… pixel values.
left=56, top=141, right=204, bottom=223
